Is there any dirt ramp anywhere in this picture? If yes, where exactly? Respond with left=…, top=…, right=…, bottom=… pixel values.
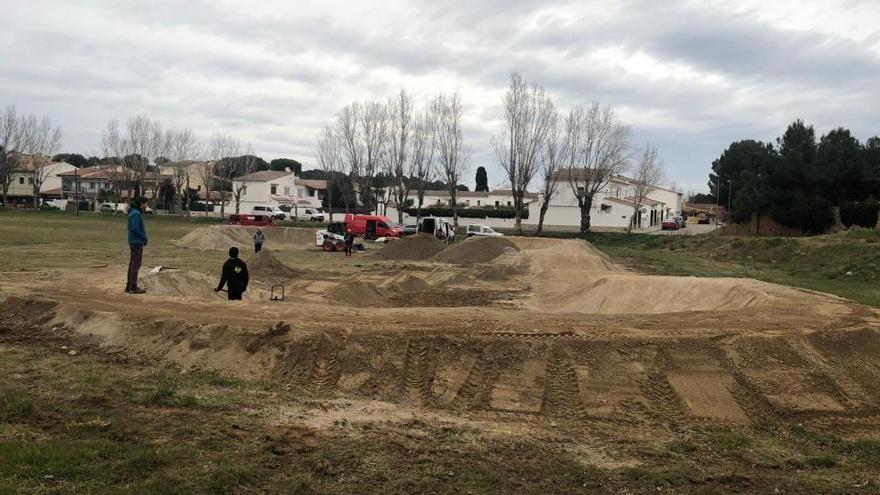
left=326, top=280, right=387, bottom=307
left=530, top=274, right=824, bottom=314
left=140, top=270, right=261, bottom=301
left=175, top=225, right=315, bottom=251
left=432, top=237, right=520, bottom=265
left=247, top=250, right=301, bottom=282
left=377, top=234, right=446, bottom=261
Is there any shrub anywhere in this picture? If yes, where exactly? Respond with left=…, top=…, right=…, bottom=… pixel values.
left=840, top=201, right=880, bottom=228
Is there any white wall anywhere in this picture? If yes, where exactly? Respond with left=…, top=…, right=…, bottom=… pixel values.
left=39, top=162, right=76, bottom=193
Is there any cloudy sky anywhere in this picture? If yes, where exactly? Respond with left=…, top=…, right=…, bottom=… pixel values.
left=2, top=0, right=879, bottom=192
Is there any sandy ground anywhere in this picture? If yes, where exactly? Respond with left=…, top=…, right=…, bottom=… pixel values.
left=3, top=228, right=880, bottom=443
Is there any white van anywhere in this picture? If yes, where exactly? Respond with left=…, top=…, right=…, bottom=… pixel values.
left=466, top=224, right=504, bottom=237
left=251, top=205, right=286, bottom=221
left=294, top=207, right=326, bottom=222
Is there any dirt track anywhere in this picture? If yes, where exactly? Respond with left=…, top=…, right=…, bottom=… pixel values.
left=2, top=232, right=880, bottom=440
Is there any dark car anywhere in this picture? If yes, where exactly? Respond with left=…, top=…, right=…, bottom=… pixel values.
left=402, top=224, right=418, bottom=236
left=661, top=219, right=680, bottom=230
left=698, top=217, right=710, bottom=224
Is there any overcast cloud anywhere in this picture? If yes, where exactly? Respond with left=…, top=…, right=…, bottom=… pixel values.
left=1, top=0, right=878, bottom=192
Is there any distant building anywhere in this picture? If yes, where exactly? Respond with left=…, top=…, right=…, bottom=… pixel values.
left=229, top=170, right=325, bottom=214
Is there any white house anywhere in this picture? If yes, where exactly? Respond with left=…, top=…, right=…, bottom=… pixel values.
left=37, top=161, right=77, bottom=197
left=383, top=174, right=682, bottom=231
left=230, top=170, right=324, bottom=214
left=541, top=174, right=684, bottom=230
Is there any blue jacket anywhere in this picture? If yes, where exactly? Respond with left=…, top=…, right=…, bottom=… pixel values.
left=128, top=208, right=148, bottom=245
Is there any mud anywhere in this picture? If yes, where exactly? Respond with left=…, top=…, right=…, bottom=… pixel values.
left=2, top=232, right=880, bottom=437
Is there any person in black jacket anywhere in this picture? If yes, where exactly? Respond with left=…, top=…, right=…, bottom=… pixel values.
left=214, top=247, right=249, bottom=300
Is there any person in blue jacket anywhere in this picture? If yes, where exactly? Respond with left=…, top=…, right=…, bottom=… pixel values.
left=126, top=197, right=149, bottom=294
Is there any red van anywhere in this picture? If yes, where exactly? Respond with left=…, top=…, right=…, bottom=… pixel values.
left=229, top=214, right=276, bottom=227
left=343, top=214, right=403, bottom=239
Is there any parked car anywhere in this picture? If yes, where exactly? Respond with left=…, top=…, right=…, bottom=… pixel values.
left=402, top=224, right=418, bottom=236
left=343, top=214, right=403, bottom=239
left=674, top=215, right=686, bottom=228
left=698, top=216, right=711, bottom=224
left=99, top=202, right=154, bottom=214
left=294, top=207, right=326, bottom=222
left=466, top=224, right=504, bottom=238
left=251, top=205, right=286, bottom=221
left=661, top=219, right=681, bottom=230
left=229, top=214, right=275, bottom=227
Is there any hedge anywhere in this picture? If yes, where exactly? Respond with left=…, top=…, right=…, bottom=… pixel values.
left=841, top=201, right=880, bottom=228
left=403, top=206, right=528, bottom=220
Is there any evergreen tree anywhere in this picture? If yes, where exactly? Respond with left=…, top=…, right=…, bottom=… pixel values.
left=475, top=166, right=489, bottom=192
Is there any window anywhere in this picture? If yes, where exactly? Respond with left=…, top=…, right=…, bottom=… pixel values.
left=600, top=204, right=612, bottom=213
left=495, top=201, right=500, bottom=207
left=297, top=188, right=303, bottom=198
left=19, top=177, right=24, bottom=184
left=284, top=186, right=290, bottom=196
left=577, top=186, right=585, bottom=196
left=270, top=184, right=278, bottom=195
left=28, top=178, right=33, bottom=185
left=506, top=201, right=512, bottom=207
left=477, top=200, right=481, bottom=206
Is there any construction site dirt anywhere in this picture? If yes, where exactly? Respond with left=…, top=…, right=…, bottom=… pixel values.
left=3, top=230, right=879, bottom=444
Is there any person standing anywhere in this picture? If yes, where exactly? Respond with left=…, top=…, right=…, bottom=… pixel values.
left=126, top=197, right=149, bottom=294
left=214, top=247, right=249, bottom=300
left=344, top=229, right=355, bottom=257
left=253, top=229, right=265, bottom=253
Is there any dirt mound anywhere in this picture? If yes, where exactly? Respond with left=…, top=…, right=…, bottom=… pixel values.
left=528, top=274, right=838, bottom=315
left=140, top=269, right=261, bottom=301
left=175, top=225, right=315, bottom=251
left=376, top=234, right=447, bottom=261
left=326, top=280, right=387, bottom=306
left=247, top=250, right=301, bottom=282
left=382, top=273, right=432, bottom=293
left=432, top=237, right=520, bottom=265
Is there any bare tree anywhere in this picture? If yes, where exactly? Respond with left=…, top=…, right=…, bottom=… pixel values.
left=360, top=100, right=389, bottom=212
left=627, top=144, right=666, bottom=233
left=409, top=112, right=436, bottom=222
left=431, top=93, right=467, bottom=227
left=100, top=120, right=131, bottom=210
left=315, top=123, right=340, bottom=221
left=124, top=114, right=163, bottom=197
left=231, top=144, right=257, bottom=214
left=207, top=133, right=241, bottom=217
left=536, top=109, right=564, bottom=234
left=166, top=128, right=202, bottom=213
left=491, top=72, right=556, bottom=233
left=196, top=161, right=217, bottom=217
left=0, top=105, right=24, bottom=206
left=566, top=103, right=632, bottom=233
left=19, top=114, right=63, bottom=209
left=383, top=90, right=413, bottom=223
left=336, top=103, right=363, bottom=213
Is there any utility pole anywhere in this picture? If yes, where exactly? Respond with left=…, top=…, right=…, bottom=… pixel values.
left=74, top=167, right=79, bottom=216
left=727, top=179, right=732, bottom=222
left=715, top=176, right=720, bottom=227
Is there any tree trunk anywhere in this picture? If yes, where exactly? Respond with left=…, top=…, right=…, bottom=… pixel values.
left=537, top=199, right=550, bottom=234
left=327, top=182, right=334, bottom=222
left=513, top=194, right=523, bottom=234
left=579, top=194, right=593, bottom=234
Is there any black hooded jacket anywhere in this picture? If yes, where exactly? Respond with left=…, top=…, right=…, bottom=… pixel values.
left=217, top=258, right=249, bottom=292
